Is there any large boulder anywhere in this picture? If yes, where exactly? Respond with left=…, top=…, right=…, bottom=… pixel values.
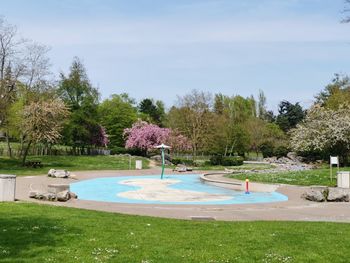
left=56, top=190, right=70, bottom=202
left=48, top=184, right=70, bottom=194
left=327, top=188, right=350, bottom=202
left=48, top=169, right=70, bottom=178
left=40, top=192, right=57, bottom=201
left=301, top=189, right=326, bottom=202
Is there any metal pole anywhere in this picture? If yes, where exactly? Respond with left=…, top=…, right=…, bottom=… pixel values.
left=161, top=147, right=165, bottom=179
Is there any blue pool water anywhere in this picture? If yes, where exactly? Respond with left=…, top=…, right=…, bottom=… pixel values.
left=70, top=174, right=288, bottom=205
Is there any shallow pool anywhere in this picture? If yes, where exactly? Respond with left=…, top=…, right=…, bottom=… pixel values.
left=70, top=174, right=288, bottom=205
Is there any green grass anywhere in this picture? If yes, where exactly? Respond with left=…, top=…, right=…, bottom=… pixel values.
left=229, top=167, right=350, bottom=187
left=1, top=203, right=350, bottom=262
left=194, top=163, right=275, bottom=171
left=0, top=155, right=149, bottom=176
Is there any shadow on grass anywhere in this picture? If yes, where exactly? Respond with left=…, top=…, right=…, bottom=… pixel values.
left=0, top=210, right=81, bottom=262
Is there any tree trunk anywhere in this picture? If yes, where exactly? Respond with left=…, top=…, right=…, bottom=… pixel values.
left=22, top=140, right=32, bottom=166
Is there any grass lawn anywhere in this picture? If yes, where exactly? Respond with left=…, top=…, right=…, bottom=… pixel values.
left=194, top=163, right=275, bottom=171
left=0, top=155, right=149, bottom=176
left=1, top=203, right=350, bottom=262
left=229, top=167, right=350, bottom=187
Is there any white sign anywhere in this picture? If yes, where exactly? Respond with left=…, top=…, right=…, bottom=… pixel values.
left=330, top=156, right=339, bottom=165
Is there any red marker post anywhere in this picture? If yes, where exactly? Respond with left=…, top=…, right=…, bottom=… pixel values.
left=245, top=178, right=250, bottom=194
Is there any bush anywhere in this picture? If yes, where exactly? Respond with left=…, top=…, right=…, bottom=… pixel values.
left=274, top=146, right=289, bottom=158
left=109, top=147, right=144, bottom=156
left=221, top=156, right=244, bottom=166
left=259, top=142, right=274, bottom=158
left=209, top=155, right=243, bottom=166
left=209, top=155, right=223, bottom=166
left=171, top=158, right=194, bottom=166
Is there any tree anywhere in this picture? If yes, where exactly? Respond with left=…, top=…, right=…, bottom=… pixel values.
left=99, top=94, right=138, bottom=147
left=138, top=98, right=165, bottom=126
left=124, top=120, right=191, bottom=155
left=342, top=1, right=350, bottom=23
left=58, top=57, right=101, bottom=152
left=0, top=17, right=52, bottom=157
left=257, top=89, right=267, bottom=120
left=20, top=98, right=69, bottom=164
left=167, top=90, right=213, bottom=158
left=276, top=100, right=305, bottom=132
left=212, top=94, right=257, bottom=156
left=290, top=104, right=350, bottom=164
left=315, top=74, right=350, bottom=110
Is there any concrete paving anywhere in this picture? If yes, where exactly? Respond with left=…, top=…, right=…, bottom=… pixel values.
left=14, top=168, right=350, bottom=222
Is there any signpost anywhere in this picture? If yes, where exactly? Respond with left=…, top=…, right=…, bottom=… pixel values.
left=155, top=144, right=171, bottom=179
left=330, top=156, right=339, bottom=182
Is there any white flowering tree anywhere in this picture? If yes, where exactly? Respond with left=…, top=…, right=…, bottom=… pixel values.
left=290, top=104, right=350, bottom=163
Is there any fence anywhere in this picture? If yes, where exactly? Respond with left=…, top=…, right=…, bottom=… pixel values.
left=0, top=143, right=110, bottom=157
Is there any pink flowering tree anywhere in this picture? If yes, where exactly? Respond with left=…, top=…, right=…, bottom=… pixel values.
left=167, top=130, right=192, bottom=154
left=123, top=120, right=191, bottom=155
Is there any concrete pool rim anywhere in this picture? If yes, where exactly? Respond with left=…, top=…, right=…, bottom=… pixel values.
left=200, top=172, right=279, bottom=193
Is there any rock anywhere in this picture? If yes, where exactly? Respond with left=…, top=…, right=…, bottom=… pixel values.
left=56, top=190, right=70, bottom=202
left=150, top=155, right=172, bottom=165
left=69, top=192, right=78, bottom=199
left=41, top=192, right=57, bottom=201
left=29, top=191, right=39, bottom=198
left=301, top=189, right=326, bottom=202
left=287, top=152, right=298, bottom=161
left=48, top=184, right=70, bottom=194
left=327, top=188, right=350, bottom=202
left=48, top=169, right=70, bottom=178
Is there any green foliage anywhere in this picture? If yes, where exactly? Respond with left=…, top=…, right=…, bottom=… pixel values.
left=209, top=155, right=223, bottom=165
left=171, top=158, right=194, bottom=166
left=274, top=145, right=289, bottom=158
left=259, top=142, right=274, bottom=158
left=99, top=94, right=138, bottom=148
left=109, top=146, right=143, bottom=156
left=315, top=74, right=350, bottom=109
left=232, top=125, right=250, bottom=156
left=138, top=98, right=165, bottom=126
left=221, top=156, right=244, bottom=166
left=276, top=100, right=305, bottom=132
left=209, top=155, right=243, bottom=166
left=58, top=58, right=100, bottom=148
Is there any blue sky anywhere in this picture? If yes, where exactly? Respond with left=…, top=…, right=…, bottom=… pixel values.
left=1, top=0, right=350, bottom=111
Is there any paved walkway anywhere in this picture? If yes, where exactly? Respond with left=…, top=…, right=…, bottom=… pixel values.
left=15, top=169, right=350, bottom=222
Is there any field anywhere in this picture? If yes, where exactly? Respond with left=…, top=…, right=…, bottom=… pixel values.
left=0, top=203, right=349, bottom=263
left=0, top=155, right=149, bottom=176
left=229, top=166, right=350, bottom=187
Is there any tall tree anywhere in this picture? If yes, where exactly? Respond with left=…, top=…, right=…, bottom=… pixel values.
left=99, top=94, right=138, bottom=147
left=58, top=57, right=100, bottom=153
left=315, top=74, right=350, bottom=110
left=138, top=98, right=165, bottom=126
left=290, top=105, right=350, bottom=164
left=0, top=17, right=52, bottom=157
left=167, top=90, right=213, bottom=158
left=276, top=100, right=305, bottom=132
left=257, top=89, right=267, bottom=120
left=21, top=98, right=69, bottom=164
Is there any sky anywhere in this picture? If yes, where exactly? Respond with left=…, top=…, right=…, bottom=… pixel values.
left=1, top=0, right=350, bottom=111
